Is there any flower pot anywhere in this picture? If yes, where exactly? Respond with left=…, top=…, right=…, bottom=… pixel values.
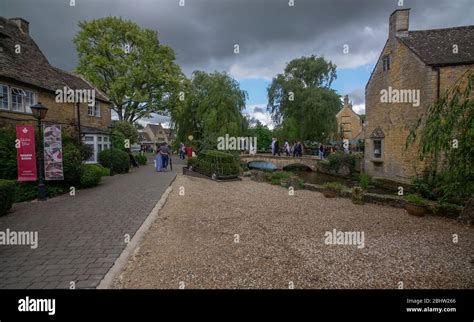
left=322, top=190, right=337, bottom=198
left=405, top=203, right=427, bottom=217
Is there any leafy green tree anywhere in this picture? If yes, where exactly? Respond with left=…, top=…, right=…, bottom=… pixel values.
left=247, top=121, right=273, bottom=151
left=170, top=71, right=248, bottom=152
left=267, top=55, right=341, bottom=142
left=74, top=17, right=183, bottom=123
left=113, top=121, right=139, bottom=145
left=406, top=70, right=473, bottom=202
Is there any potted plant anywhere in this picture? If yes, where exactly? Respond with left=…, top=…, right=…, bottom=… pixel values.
left=404, top=194, right=428, bottom=217
left=322, top=182, right=345, bottom=198
left=351, top=186, right=364, bottom=205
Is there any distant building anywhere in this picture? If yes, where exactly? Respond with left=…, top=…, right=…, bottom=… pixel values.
left=336, top=95, right=365, bottom=141
left=364, top=9, right=474, bottom=182
left=138, top=123, right=175, bottom=150
left=0, top=17, right=112, bottom=164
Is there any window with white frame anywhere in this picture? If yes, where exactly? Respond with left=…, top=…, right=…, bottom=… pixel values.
left=82, top=134, right=111, bottom=163
left=0, top=85, right=8, bottom=110
left=88, top=101, right=101, bottom=117
left=0, top=84, right=35, bottom=113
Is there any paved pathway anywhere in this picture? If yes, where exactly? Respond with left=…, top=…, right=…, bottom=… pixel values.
left=0, top=158, right=183, bottom=289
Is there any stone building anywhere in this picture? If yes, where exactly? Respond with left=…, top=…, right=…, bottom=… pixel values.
left=138, top=123, right=175, bottom=150
left=336, top=95, right=364, bottom=141
left=364, top=9, right=474, bottom=182
left=0, top=17, right=112, bottom=163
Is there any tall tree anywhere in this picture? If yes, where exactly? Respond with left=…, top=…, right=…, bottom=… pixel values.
left=267, top=55, right=341, bottom=142
left=170, top=71, right=248, bottom=152
left=247, top=120, right=273, bottom=151
left=74, top=17, right=183, bottom=123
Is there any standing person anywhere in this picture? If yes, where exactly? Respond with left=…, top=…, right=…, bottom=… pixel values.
left=271, top=138, right=276, bottom=156
left=160, top=143, right=169, bottom=170
left=274, top=138, right=280, bottom=156
left=187, top=144, right=193, bottom=159
left=155, top=145, right=163, bottom=172
left=181, top=143, right=187, bottom=160
left=319, top=144, right=324, bottom=159
left=178, top=142, right=183, bottom=159
left=284, top=140, right=290, bottom=156
left=295, top=141, right=302, bottom=157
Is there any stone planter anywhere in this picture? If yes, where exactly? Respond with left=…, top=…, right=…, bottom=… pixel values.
left=405, top=203, right=427, bottom=217
left=322, top=190, right=337, bottom=198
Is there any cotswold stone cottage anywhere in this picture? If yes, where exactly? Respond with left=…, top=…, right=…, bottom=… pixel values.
left=336, top=95, right=364, bottom=141
left=364, top=9, right=474, bottom=182
left=0, top=17, right=112, bottom=163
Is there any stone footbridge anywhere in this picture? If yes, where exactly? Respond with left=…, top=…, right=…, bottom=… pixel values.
left=240, top=153, right=323, bottom=171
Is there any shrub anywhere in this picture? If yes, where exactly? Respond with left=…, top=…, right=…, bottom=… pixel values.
left=62, top=140, right=83, bottom=185
left=187, top=156, right=198, bottom=168
left=405, top=194, right=427, bottom=206
left=359, top=173, right=371, bottom=190
left=323, top=182, right=347, bottom=193
left=327, top=152, right=358, bottom=174
left=352, top=186, right=364, bottom=204
left=0, top=128, right=17, bottom=180
left=133, top=154, right=148, bottom=165
left=94, top=164, right=110, bottom=177
left=0, top=179, right=15, bottom=216
left=80, top=164, right=103, bottom=188
left=194, top=150, right=239, bottom=177
left=98, top=148, right=130, bottom=174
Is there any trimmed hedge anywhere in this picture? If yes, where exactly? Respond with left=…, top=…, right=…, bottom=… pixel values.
left=0, top=179, right=15, bottom=216
left=134, top=154, right=148, bottom=165
left=98, top=148, right=130, bottom=174
left=80, top=164, right=103, bottom=188
left=194, top=150, right=239, bottom=177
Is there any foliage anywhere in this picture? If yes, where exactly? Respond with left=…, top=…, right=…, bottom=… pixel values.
left=0, top=127, right=17, bottom=180
left=170, top=71, right=248, bottom=153
left=133, top=154, right=148, bottom=165
left=323, top=182, right=347, bottom=192
left=406, top=70, right=473, bottom=202
left=14, top=182, right=66, bottom=203
left=404, top=194, right=427, bottom=206
left=113, top=121, right=139, bottom=145
left=194, top=150, right=240, bottom=177
left=187, top=156, right=198, bottom=168
left=0, top=179, right=15, bottom=216
left=74, top=16, right=183, bottom=123
left=80, top=164, right=103, bottom=188
left=98, top=148, right=130, bottom=174
left=267, top=55, right=341, bottom=142
left=247, top=121, right=273, bottom=151
left=351, top=186, right=364, bottom=204
left=270, top=171, right=292, bottom=185
left=359, top=173, right=371, bottom=190
left=326, top=152, right=358, bottom=174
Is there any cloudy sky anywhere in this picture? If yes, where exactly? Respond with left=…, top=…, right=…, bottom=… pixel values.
left=3, top=0, right=473, bottom=127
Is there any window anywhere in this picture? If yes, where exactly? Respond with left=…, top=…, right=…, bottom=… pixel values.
left=82, top=134, right=110, bottom=163
left=382, top=55, right=390, bottom=71
left=0, top=85, right=8, bottom=110
left=373, top=140, right=382, bottom=158
left=88, top=101, right=101, bottom=117
left=0, top=85, right=35, bottom=113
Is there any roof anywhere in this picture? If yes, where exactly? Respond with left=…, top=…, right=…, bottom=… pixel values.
left=399, top=26, right=474, bottom=66
left=0, top=16, right=109, bottom=102
left=138, top=131, right=153, bottom=142
left=146, top=123, right=165, bottom=137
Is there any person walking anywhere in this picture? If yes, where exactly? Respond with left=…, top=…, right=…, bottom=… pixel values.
left=271, top=138, right=276, bottom=156
left=319, top=144, right=324, bottom=159
left=160, top=143, right=170, bottom=170
left=284, top=140, right=290, bottom=156
left=155, top=145, right=163, bottom=172
left=274, top=138, right=281, bottom=156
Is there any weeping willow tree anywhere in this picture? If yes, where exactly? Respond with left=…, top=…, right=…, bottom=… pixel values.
left=170, top=71, right=248, bottom=152
left=406, top=69, right=473, bottom=202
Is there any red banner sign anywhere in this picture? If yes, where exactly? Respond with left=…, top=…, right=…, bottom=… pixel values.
left=16, top=125, right=37, bottom=181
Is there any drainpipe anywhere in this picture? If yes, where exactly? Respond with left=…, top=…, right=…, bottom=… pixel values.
left=436, top=67, right=441, bottom=100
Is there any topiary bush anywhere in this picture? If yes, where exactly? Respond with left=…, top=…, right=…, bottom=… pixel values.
left=99, top=148, right=130, bottom=174
left=194, top=150, right=239, bottom=177
left=80, top=164, right=103, bottom=188
left=0, top=179, right=16, bottom=216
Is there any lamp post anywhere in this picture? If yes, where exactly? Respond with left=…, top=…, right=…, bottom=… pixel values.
left=30, top=102, right=48, bottom=201
left=108, top=123, right=115, bottom=176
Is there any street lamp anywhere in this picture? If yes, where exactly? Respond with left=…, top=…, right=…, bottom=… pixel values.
left=30, top=102, right=48, bottom=201
left=108, top=123, right=115, bottom=176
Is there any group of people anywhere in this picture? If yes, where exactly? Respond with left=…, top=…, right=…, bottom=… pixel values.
left=178, top=142, right=192, bottom=160
left=154, top=143, right=171, bottom=172
left=272, top=138, right=303, bottom=157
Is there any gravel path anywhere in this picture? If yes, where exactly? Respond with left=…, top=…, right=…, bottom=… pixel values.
left=114, top=175, right=474, bottom=289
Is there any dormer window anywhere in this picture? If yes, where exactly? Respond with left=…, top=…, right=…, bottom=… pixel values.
left=382, top=55, right=390, bottom=71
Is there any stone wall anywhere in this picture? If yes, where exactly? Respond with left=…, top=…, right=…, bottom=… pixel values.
left=336, top=105, right=362, bottom=140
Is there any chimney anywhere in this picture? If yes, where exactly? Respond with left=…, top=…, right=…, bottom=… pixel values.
left=389, top=9, right=409, bottom=38
left=343, top=95, right=349, bottom=107
left=9, top=18, right=29, bottom=34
